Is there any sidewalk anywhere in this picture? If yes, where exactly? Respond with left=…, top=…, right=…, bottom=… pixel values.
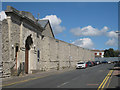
left=1, top=67, right=75, bottom=87
left=107, top=63, right=120, bottom=89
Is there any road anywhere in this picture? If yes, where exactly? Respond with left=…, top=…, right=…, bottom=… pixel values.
left=2, top=63, right=119, bottom=89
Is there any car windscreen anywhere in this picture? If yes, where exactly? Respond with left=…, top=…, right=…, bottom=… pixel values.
left=87, top=62, right=91, bottom=64
left=77, top=63, right=84, bottom=64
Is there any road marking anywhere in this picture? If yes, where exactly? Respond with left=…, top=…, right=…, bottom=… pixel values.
left=97, top=70, right=111, bottom=90
left=0, top=74, right=52, bottom=87
left=97, top=70, right=113, bottom=90
left=106, top=70, right=113, bottom=88
left=101, top=70, right=113, bottom=89
left=57, top=82, right=69, bottom=87
left=101, top=74, right=110, bottom=89
left=1, top=69, right=73, bottom=87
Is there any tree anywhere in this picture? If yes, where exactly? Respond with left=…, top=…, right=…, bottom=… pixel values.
left=109, top=48, right=115, bottom=57
left=114, top=50, right=120, bottom=57
left=104, top=49, right=110, bottom=57
left=104, top=48, right=120, bottom=57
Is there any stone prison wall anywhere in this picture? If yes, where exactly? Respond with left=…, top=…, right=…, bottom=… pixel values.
left=39, top=37, right=95, bottom=71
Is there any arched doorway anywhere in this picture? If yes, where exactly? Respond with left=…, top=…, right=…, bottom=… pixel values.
left=25, top=34, right=33, bottom=74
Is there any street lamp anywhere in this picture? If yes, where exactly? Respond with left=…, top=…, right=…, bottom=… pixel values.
left=115, top=31, right=119, bottom=33
left=116, top=31, right=120, bottom=62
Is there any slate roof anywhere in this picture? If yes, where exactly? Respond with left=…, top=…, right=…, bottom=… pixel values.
left=38, top=20, right=49, bottom=28
left=38, top=19, right=55, bottom=38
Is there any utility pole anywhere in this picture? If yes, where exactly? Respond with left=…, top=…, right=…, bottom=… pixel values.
left=115, top=31, right=120, bottom=62
left=37, top=13, right=40, bottom=21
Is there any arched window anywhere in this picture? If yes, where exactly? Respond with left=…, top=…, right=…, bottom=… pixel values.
left=25, top=34, right=33, bottom=50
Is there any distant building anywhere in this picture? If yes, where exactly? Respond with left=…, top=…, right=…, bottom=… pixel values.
left=92, top=50, right=104, bottom=58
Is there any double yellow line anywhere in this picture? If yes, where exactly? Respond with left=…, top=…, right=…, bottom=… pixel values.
left=97, top=70, right=113, bottom=90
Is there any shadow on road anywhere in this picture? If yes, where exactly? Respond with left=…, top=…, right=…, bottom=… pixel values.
left=106, top=87, right=120, bottom=90
left=115, top=74, right=120, bottom=77
left=108, top=62, right=120, bottom=70
left=109, top=68, right=120, bottom=70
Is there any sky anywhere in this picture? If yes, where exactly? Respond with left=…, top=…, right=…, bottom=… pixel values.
left=1, top=2, right=119, bottom=50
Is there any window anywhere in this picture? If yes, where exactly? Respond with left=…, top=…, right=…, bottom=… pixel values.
left=95, top=53, right=97, bottom=55
left=37, top=50, right=40, bottom=62
left=99, top=53, right=102, bottom=55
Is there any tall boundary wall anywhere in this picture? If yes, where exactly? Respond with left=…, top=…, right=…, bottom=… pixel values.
left=39, top=37, right=95, bottom=71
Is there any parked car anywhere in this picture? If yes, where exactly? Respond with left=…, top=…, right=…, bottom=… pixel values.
left=95, top=61, right=100, bottom=65
left=108, top=61, right=111, bottom=64
left=90, top=61, right=94, bottom=66
left=86, top=61, right=92, bottom=67
left=113, top=61, right=119, bottom=63
left=111, top=61, right=115, bottom=63
left=76, top=62, right=87, bottom=69
left=93, top=61, right=97, bottom=65
left=101, top=60, right=108, bottom=64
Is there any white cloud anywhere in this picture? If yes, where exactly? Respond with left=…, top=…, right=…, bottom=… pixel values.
left=105, top=38, right=117, bottom=46
left=42, top=15, right=65, bottom=34
left=70, top=25, right=118, bottom=47
left=70, top=25, right=109, bottom=37
left=72, top=38, right=94, bottom=49
left=107, top=31, right=118, bottom=38
left=0, top=11, right=7, bottom=21
left=105, top=31, right=118, bottom=47
left=70, top=25, right=118, bottom=38
left=101, top=26, right=109, bottom=32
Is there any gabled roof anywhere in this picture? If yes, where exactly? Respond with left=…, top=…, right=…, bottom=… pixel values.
left=38, top=19, right=55, bottom=38
left=38, top=20, right=49, bottom=28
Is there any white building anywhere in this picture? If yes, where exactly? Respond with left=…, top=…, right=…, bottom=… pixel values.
left=92, top=50, right=104, bottom=58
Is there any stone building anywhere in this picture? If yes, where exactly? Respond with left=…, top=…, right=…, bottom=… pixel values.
left=1, top=6, right=95, bottom=77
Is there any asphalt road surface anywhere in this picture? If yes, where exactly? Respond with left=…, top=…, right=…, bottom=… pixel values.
left=3, top=63, right=118, bottom=89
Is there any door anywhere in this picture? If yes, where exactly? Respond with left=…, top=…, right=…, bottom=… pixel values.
left=25, top=34, right=33, bottom=74
left=15, top=46, right=18, bottom=70
left=25, top=48, right=29, bottom=74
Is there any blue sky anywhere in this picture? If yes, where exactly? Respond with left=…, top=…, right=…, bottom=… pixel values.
left=2, top=2, right=118, bottom=50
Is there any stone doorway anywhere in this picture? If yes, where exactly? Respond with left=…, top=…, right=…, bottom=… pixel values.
left=25, top=34, right=33, bottom=74
left=15, top=45, right=19, bottom=70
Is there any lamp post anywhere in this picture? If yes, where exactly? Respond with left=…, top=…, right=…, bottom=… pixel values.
left=115, top=31, right=120, bottom=48
left=116, top=31, right=120, bottom=62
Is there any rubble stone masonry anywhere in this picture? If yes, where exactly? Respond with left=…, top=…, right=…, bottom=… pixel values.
left=1, top=6, right=95, bottom=77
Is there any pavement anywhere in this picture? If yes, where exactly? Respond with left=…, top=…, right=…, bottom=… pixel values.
left=107, top=63, right=120, bottom=89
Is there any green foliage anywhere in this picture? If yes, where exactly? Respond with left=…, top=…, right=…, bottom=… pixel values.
left=104, top=48, right=120, bottom=57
